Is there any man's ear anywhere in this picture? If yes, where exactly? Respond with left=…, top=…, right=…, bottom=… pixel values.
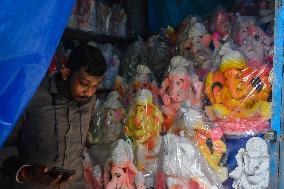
left=61, top=67, right=71, bottom=80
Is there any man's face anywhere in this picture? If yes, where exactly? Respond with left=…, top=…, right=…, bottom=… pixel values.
left=68, top=68, right=103, bottom=103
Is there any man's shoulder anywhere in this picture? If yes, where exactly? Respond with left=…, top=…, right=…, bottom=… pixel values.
left=35, top=75, right=53, bottom=97
left=28, top=76, right=53, bottom=110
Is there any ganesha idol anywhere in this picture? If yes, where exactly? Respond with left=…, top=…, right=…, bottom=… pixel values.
left=89, top=91, right=125, bottom=145
left=204, top=42, right=272, bottom=135
left=176, top=17, right=213, bottom=80
left=229, top=137, right=270, bottom=189
left=177, top=16, right=212, bottom=58
left=187, top=17, right=213, bottom=80
left=160, top=56, right=203, bottom=132
left=124, top=89, right=163, bottom=182
left=170, top=104, right=228, bottom=182
left=234, top=17, right=273, bottom=68
left=212, top=9, right=232, bottom=49
left=127, top=64, right=159, bottom=104
left=104, top=139, right=146, bottom=189
left=155, top=134, right=223, bottom=189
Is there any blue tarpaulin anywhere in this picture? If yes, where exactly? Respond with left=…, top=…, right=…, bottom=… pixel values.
left=0, top=0, right=75, bottom=147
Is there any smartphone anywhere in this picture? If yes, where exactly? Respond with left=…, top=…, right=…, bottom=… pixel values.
left=48, top=167, right=76, bottom=178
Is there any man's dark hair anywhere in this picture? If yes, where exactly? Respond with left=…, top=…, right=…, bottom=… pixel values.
left=67, top=44, right=107, bottom=76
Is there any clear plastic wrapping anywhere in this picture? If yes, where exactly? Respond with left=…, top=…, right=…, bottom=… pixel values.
left=103, top=139, right=146, bottom=189
left=67, top=0, right=96, bottom=31
left=210, top=8, right=233, bottom=49
left=88, top=91, right=126, bottom=170
left=96, top=2, right=128, bottom=36
left=124, top=89, right=163, bottom=188
left=89, top=91, right=125, bottom=145
left=95, top=0, right=111, bottom=35
left=122, top=39, right=148, bottom=82
left=95, top=1, right=127, bottom=36
left=233, top=16, right=273, bottom=68
left=126, top=64, right=160, bottom=105
left=83, top=152, right=104, bottom=189
left=155, top=133, right=224, bottom=189
left=82, top=3, right=276, bottom=189
left=96, top=43, right=121, bottom=89
left=204, top=42, right=272, bottom=135
left=68, top=0, right=128, bottom=37
left=160, top=56, right=203, bottom=133
left=176, top=16, right=213, bottom=81
left=146, top=31, right=173, bottom=84
left=109, top=4, right=127, bottom=37
left=175, top=16, right=191, bottom=58
left=114, top=75, right=127, bottom=98
left=170, top=104, right=228, bottom=183
left=78, top=0, right=96, bottom=31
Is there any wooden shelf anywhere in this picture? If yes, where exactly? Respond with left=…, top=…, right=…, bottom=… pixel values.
left=62, top=28, right=137, bottom=44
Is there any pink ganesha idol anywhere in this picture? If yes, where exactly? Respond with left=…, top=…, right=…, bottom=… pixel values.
left=160, top=56, right=203, bottom=132
left=234, top=17, right=273, bottom=68
left=104, top=139, right=146, bottom=189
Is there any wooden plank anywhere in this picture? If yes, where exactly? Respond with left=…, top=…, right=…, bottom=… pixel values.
left=62, top=28, right=137, bottom=44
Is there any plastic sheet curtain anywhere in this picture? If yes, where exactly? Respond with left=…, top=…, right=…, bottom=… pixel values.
left=147, top=0, right=234, bottom=33
left=0, top=0, right=76, bottom=147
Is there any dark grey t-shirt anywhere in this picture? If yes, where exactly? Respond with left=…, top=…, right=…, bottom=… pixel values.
left=12, top=77, right=96, bottom=189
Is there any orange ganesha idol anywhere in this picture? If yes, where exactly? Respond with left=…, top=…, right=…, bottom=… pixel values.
left=124, top=89, right=163, bottom=186
left=160, top=56, right=203, bottom=132
left=204, top=42, right=272, bottom=135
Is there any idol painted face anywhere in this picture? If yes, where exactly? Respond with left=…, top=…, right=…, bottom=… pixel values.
left=168, top=74, right=189, bottom=103
left=133, top=103, right=149, bottom=129
left=68, top=68, right=103, bottom=103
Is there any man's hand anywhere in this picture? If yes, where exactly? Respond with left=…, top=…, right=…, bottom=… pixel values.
left=17, top=164, right=74, bottom=187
